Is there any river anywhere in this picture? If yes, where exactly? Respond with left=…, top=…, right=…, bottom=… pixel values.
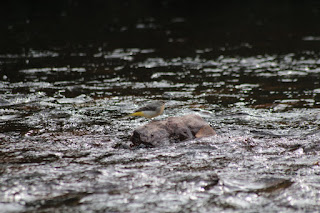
left=1, top=1, right=320, bottom=212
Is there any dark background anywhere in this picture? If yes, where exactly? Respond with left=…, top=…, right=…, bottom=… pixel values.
left=1, top=0, right=320, bottom=54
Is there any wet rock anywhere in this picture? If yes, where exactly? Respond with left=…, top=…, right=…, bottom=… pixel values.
left=26, top=192, right=89, bottom=209
left=223, top=177, right=293, bottom=194
left=130, top=114, right=216, bottom=147
left=252, top=178, right=293, bottom=193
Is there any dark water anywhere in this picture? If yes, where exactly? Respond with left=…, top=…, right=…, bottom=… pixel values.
left=1, top=1, right=320, bottom=212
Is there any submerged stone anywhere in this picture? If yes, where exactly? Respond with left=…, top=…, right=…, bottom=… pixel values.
left=130, top=114, right=216, bottom=147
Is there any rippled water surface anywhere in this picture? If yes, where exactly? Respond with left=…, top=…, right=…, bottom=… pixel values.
left=1, top=1, right=320, bottom=212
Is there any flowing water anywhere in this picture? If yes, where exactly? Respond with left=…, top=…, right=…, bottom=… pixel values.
left=1, top=1, right=320, bottom=212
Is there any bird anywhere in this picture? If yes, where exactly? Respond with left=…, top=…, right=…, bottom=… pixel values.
left=128, top=101, right=165, bottom=119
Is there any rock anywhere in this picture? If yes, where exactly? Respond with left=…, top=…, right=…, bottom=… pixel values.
left=195, top=125, right=217, bottom=138
left=130, top=114, right=216, bottom=147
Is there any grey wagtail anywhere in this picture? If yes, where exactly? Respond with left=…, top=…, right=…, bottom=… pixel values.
left=128, top=101, right=165, bottom=119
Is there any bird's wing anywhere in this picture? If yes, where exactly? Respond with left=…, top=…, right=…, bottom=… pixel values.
left=135, top=102, right=160, bottom=112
